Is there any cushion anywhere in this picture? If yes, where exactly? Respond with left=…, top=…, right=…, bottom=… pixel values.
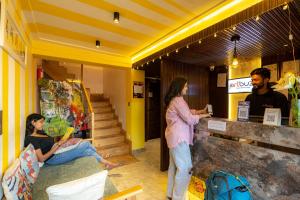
left=32, top=156, right=117, bottom=200
left=46, top=170, right=108, bottom=200
left=19, top=144, right=40, bottom=184
left=54, top=138, right=82, bottom=154
left=2, top=159, right=32, bottom=200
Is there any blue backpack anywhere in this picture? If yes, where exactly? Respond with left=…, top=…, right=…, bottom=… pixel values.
left=205, top=170, right=252, bottom=200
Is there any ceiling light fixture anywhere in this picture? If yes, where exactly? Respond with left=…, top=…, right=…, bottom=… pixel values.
left=175, top=49, right=179, bottom=53
left=96, top=40, right=100, bottom=48
left=198, top=40, right=202, bottom=44
left=214, top=33, right=217, bottom=37
left=231, top=34, right=240, bottom=67
left=283, top=3, right=288, bottom=10
left=114, top=12, right=120, bottom=23
left=186, top=44, right=189, bottom=48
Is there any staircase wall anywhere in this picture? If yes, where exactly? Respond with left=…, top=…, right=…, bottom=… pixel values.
left=62, top=63, right=104, bottom=94
left=103, top=68, right=127, bottom=131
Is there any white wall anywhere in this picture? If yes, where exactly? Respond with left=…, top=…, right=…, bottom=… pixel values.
left=103, top=68, right=127, bottom=130
left=63, top=63, right=103, bottom=94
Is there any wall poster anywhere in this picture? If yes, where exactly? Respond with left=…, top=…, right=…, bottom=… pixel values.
left=133, top=81, right=144, bottom=98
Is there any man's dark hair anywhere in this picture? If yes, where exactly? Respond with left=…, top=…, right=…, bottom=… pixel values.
left=250, top=68, right=271, bottom=79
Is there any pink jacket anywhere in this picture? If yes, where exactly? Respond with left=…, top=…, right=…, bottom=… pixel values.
left=165, top=96, right=200, bottom=148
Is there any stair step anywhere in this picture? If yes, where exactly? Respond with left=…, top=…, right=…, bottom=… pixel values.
left=90, top=94, right=105, bottom=102
left=96, top=143, right=130, bottom=157
left=93, top=107, right=112, bottom=113
left=92, top=101, right=110, bottom=108
left=94, top=119, right=118, bottom=129
left=93, top=127, right=122, bottom=137
left=94, top=134, right=125, bottom=147
left=94, top=113, right=114, bottom=121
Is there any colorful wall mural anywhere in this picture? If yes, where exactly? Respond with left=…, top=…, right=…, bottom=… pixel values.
left=38, top=79, right=88, bottom=137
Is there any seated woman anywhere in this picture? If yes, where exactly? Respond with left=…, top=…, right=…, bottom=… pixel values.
left=24, top=113, right=118, bottom=169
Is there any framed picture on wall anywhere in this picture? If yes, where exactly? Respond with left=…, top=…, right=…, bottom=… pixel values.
left=263, top=64, right=279, bottom=83
left=281, top=60, right=300, bottom=76
left=133, top=81, right=144, bottom=98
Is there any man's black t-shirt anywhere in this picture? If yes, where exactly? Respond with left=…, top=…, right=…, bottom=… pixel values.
left=245, top=89, right=289, bottom=117
left=24, top=135, right=55, bottom=160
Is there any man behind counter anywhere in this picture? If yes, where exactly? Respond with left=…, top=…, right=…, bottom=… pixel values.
left=245, top=68, right=289, bottom=117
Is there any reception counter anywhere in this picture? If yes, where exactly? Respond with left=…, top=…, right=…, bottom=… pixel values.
left=192, top=118, right=300, bottom=200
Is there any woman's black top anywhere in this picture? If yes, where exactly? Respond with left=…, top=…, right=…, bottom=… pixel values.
left=24, top=135, right=55, bottom=161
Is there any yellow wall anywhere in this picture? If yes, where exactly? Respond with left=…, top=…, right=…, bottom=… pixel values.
left=126, top=69, right=145, bottom=150
left=0, top=0, right=37, bottom=176
left=228, top=58, right=261, bottom=120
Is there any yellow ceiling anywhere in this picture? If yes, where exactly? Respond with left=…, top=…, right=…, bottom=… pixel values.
left=22, top=0, right=262, bottom=64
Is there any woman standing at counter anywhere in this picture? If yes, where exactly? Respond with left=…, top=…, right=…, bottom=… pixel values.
left=164, top=77, right=210, bottom=200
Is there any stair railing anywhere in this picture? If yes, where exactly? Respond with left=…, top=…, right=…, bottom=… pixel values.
left=67, top=79, right=94, bottom=144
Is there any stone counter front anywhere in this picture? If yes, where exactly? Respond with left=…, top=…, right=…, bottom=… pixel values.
left=192, top=118, right=300, bottom=200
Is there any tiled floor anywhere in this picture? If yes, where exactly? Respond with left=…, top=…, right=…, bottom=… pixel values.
left=109, top=138, right=168, bottom=200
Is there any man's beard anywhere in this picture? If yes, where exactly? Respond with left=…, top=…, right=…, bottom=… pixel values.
left=252, top=82, right=264, bottom=93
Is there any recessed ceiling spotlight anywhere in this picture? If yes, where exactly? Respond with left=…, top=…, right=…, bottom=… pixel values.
left=114, top=12, right=120, bottom=23
left=255, top=15, right=260, bottom=21
left=214, top=33, right=217, bottom=37
left=96, top=40, right=100, bottom=48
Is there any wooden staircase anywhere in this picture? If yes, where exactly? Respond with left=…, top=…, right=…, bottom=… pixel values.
left=91, top=94, right=131, bottom=157
left=42, top=60, right=76, bottom=81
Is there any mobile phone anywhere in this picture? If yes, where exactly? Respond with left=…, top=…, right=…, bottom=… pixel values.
left=207, top=104, right=213, bottom=115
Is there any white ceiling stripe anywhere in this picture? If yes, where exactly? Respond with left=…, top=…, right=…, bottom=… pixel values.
left=148, top=0, right=189, bottom=16
left=40, top=0, right=158, bottom=35
left=24, top=11, right=139, bottom=46
left=107, top=0, right=174, bottom=25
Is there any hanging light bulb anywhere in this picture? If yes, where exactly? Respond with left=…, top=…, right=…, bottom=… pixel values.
left=231, top=34, right=240, bottom=67
left=232, top=57, right=239, bottom=66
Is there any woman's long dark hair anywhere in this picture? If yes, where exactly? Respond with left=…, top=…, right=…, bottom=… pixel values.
left=164, top=77, right=187, bottom=107
left=25, top=113, right=45, bottom=137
